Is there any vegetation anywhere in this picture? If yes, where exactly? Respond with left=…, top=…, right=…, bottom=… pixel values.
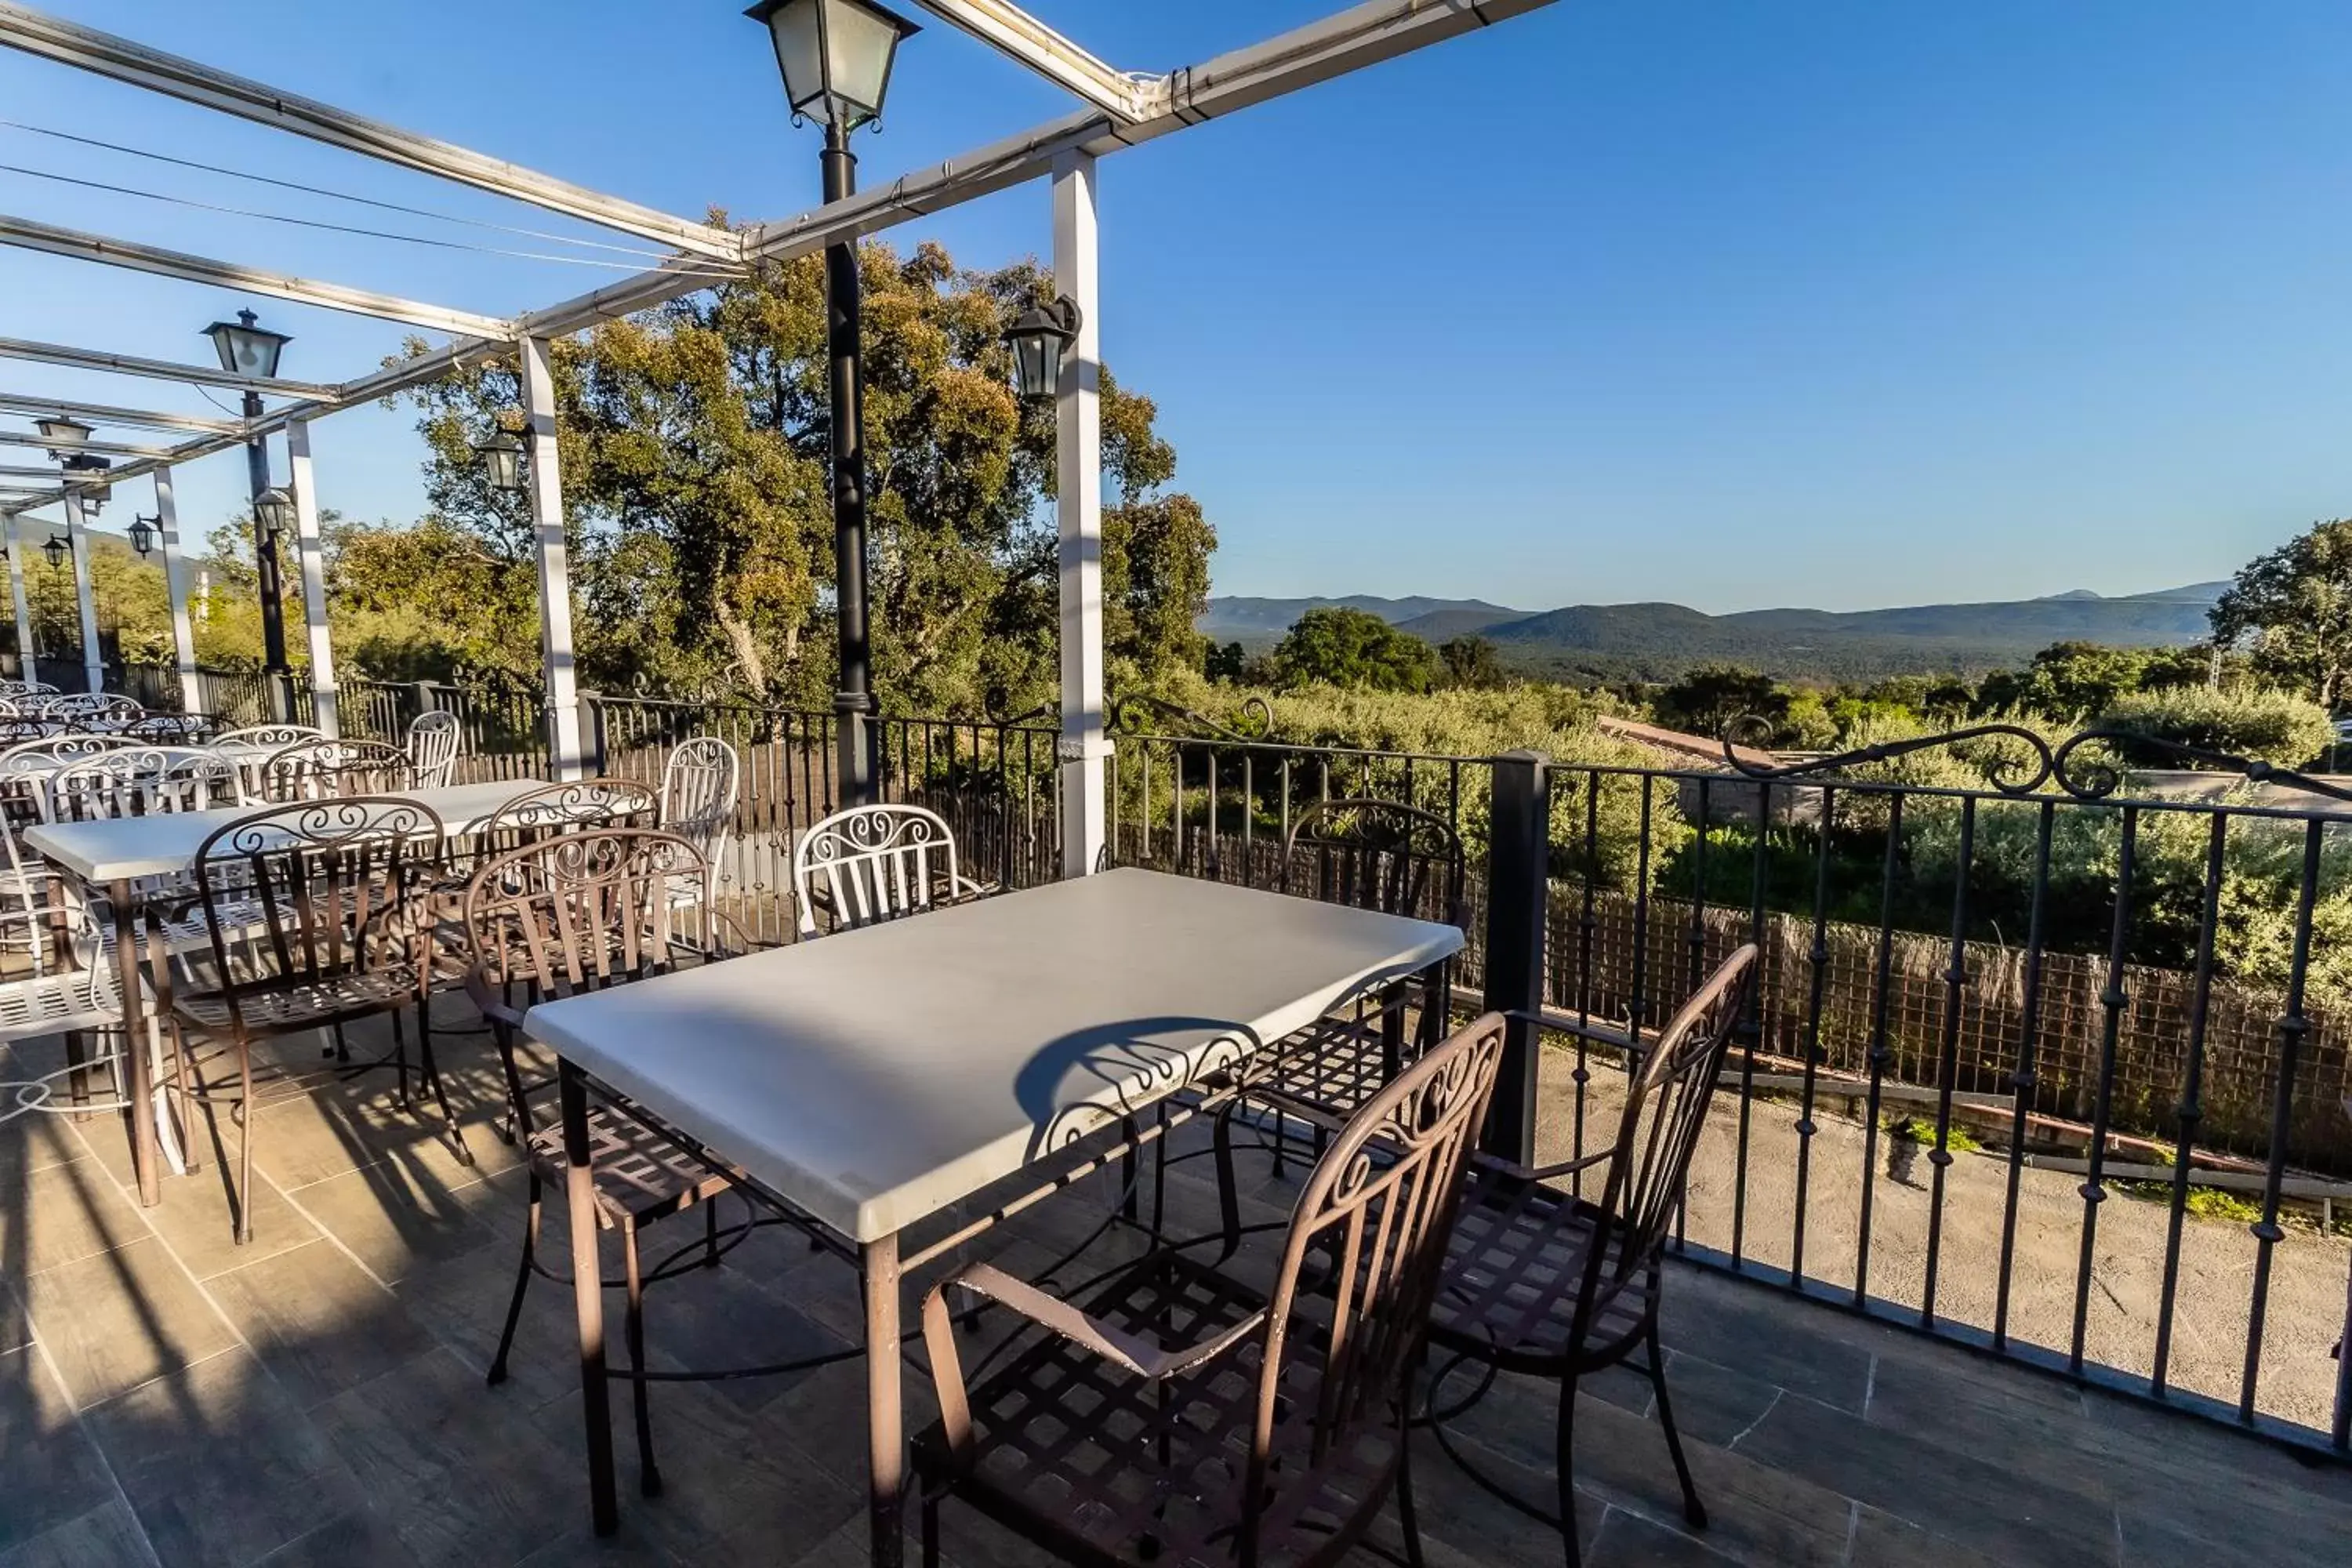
left=1267, top=606, right=1442, bottom=692
left=2210, top=517, right=2352, bottom=708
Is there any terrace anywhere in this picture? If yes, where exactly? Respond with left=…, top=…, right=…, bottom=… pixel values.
left=0, top=5, right=2348, bottom=1568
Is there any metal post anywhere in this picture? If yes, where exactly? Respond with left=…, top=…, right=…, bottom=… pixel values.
left=4, top=514, right=32, bottom=680
left=243, top=389, right=291, bottom=721
left=154, top=468, right=201, bottom=714
left=521, top=335, right=586, bottom=781
left=1053, top=150, right=1108, bottom=877
left=1481, top=750, right=1550, bottom=1163
left=63, top=491, right=102, bottom=694
left=283, top=419, right=338, bottom=738
left=822, top=122, right=876, bottom=808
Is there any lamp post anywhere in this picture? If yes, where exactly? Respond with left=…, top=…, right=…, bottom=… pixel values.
left=474, top=425, right=528, bottom=495
left=128, top=513, right=157, bottom=558
left=41, top=532, right=66, bottom=572
left=34, top=416, right=93, bottom=459
left=202, top=308, right=296, bottom=717
left=62, top=454, right=110, bottom=515
left=747, top=0, right=920, bottom=808
left=1004, top=296, right=1082, bottom=402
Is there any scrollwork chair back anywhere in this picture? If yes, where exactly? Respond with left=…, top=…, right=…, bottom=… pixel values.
left=792, top=803, right=971, bottom=937
left=659, top=736, right=740, bottom=868
left=46, top=746, right=241, bottom=822
left=405, top=709, right=463, bottom=788
left=1283, top=797, right=1467, bottom=930
left=258, top=738, right=415, bottom=802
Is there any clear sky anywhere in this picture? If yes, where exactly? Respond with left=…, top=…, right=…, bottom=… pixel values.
left=1, top=2, right=2347, bottom=613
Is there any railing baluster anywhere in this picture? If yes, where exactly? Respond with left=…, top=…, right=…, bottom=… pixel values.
left=1791, top=782, right=1835, bottom=1289
left=1855, top=790, right=1902, bottom=1306
left=2152, top=811, right=2225, bottom=1396
left=1922, top=795, right=1977, bottom=1328
left=2070, top=806, right=2140, bottom=1374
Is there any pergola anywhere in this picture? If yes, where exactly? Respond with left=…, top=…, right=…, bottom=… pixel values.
left=0, top=0, right=1557, bottom=874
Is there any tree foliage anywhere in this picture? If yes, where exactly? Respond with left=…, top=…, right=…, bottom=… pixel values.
left=2209, top=518, right=2352, bottom=710
left=1437, top=633, right=1508, bottom=690
left=1269, top=607, right=1439, bottom=692
left=396, top=235, right=1213, bottom=715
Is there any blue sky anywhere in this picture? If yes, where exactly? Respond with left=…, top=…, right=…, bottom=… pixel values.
left=1, top=2, right=2347, bottom=612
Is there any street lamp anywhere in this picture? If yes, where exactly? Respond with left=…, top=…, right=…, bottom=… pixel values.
left=41, top=532, right=66, bottom=572
left=1004, top=296, right=1083, bottom=401
left=34, top=415, right=93, bottom=460
left=474, top=426, right=528, bottom=495
left=202, top=308, right=296, bottom=717
left=62, top=455, right=110, bottom=515
left=127, top=514, right=157, bottom=557
left=252, top=486, right=297, bottom=543
left=748, top=0, right=921, bottom=809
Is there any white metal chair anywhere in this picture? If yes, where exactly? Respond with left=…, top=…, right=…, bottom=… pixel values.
left=406, top=709, right=463, bottom=788
left=659, top=736, right=740, bottom=867
left=212, top=722, right=325, bottom=800
left=45, top=746, right=244, bottom=824
left=791, top=803, right=987, bottom=937
left=42, top=692, right=144, bottom=724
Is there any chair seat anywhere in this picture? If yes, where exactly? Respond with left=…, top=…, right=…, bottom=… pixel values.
left=1427, top=1163, right=1650, bottom=1374
left=1256, top=1009, right=1398, bottom=1121
left=174, top=965, right=421, bottom=1038
left=915, top=1253, right=1399, bottom=1568
left=525, top=1102, right=732, bottom=1229
left=0, top=967, right=122, bottom=1042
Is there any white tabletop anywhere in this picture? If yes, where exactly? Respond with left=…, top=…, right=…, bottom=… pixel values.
left=23, top=778, right=546, bottom=883
left=522, top=867, right=1464, bottom=1244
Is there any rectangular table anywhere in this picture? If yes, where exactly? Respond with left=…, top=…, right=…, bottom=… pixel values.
left=522, top=866, right=1465, bottom=1563
left=24, top=777, right=548, bottom=1203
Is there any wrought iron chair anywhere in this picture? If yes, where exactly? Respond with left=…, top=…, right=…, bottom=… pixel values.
left=45, top=745, right=242, bottom=823
left=790, top=802, right=988, bottom=937
left=0, top=832, right=158, bottom=1142
left=169, top=797, right=465, bottom=1243
left=43, top=691, right=143, bottom=724
left=1221, top=800, right=1469, bottom=1181
left=1422, top=945, right=1758, bottom=1568
left=256, top=737, right=416, bottom=802
left=405, top=709, right=463, bottom=788
left=460, top=828, right=748, bottom=1497
left=123, top=712, right=216, bottom=745
left=212, top=722, right=323, bottom=750
left=658, top=735, right=740, bottom=870
left=0, top=731, right=132, bottom=830
left=915, top=1012, right=1508, bottom=1568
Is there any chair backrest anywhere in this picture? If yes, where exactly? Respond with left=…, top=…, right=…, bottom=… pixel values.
left=792, top=803, right=961, bottom=936
left=45, top=746, right=241, bottom=822
left=461, top=828, right=713, bottom=1020
left=659, top=736, right=739, bottom=858
left=17, top=681, right=56, bottom=695
left=1586, top=945, right=1757, bottom=1290
left=405, top=709, right=463, bottom=787
left=0, top=733, right=130, bottom=777
left=42, top=691, right=143, bottom=722
left=123, top=713, right=216, bottom=745
left=191, top=797, right=448, bottom=1013
left=478, top=779, right=661, bottom=840
left=257, top=737, right=415, bottom=801
left=214, top=723, right=323, bottom=750
left=1282, top=798, right=1466, bottom=927
left=1245, top=1012, right=1506, bottom=1552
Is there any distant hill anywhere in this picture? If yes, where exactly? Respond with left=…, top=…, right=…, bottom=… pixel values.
left=1196, top=583, right=2230, bottom=684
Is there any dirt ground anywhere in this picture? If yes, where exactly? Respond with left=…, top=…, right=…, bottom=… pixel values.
left=1532, top=1041, right=2352, bottom=1434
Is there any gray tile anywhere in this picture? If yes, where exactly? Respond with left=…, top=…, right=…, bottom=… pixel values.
left=1655, top=1276, right=1875, bottom=1416
left=273, top=1161, right=501, bottom=1287
left=1730, top=1387, right=2115, bottom=1568
left=252, top=1076, right=517, bottom=1196
left=1847, top=1504, right=2014, bottom=1568
left=250, top=1512, right=425, bottom=1568
left=136, top=1161, right=318, bottom=1281
left=0, top=1501, right=156, bottom=1568
left=205, top=1240, right=440, bottom=1410
left=0, top=1142, right=146, bottom=1276
left=0, top=1347, right=118, bottom=1555
left=1568, top=1395, right=1852, bottom=1568
left=1586, top=1506, right=1739, bottom=1567
left=20, top=1238, right=240, bottom=1409
left=83, top=1349, right=361, bottom=1568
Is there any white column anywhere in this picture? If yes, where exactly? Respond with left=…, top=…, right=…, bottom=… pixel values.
left=64, top=492, right=102, bottom=694
left=154, top=470, right=201, bottom=714
left=284, top=419, right=339, bottom=738
left=521, top=335, right=585, bottom=781
left=4, top=514, right=32, bottom=681
left=1054, top=150, right=1107, bottom=877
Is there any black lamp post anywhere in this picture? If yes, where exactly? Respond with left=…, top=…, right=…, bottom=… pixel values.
left=41, top=532, right=67, bottom=572
left=474, top=426, right=528, bottom=495
left=1004, top=296, right=1083, bottom=401
left=34, top=416, right=93, bottom=459
left=747, top=0, right=920, bottom=808
left=202, top=308, right=296, bottom=718
left=128, top=514, right=157, bottom=558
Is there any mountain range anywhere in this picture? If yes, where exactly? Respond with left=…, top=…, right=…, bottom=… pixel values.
left=1198, top=583, right=2230, bottom=684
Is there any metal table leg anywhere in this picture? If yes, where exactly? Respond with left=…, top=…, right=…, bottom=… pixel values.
left=108, top=877, right=159, bottom=1206
left=561, top=1059, right=619, bottom=1535
left=863, top=1232, right=904, bottom=1568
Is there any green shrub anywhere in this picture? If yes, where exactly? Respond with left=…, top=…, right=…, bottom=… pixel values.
left=2094, top=687, right=2336, bottom=770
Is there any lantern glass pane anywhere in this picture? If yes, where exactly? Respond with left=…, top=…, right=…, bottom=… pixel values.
left=766, top=0, right=829, bottom=118
left=1014, top=334, right=1057, bottom=400
left=822, top=0, right=901, bottom=122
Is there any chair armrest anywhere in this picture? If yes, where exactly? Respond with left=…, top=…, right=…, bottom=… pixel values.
left=1473, top=1146, right=1615, bottom=1186
left=462, top=961, right=527, bottom=1030
left=920, top=1262, right=1266, bottom=1469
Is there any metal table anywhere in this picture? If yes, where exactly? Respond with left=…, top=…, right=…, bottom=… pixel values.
left=23, top=777, right=548, bottom=1203
left=521, top=866, right=1464, bottom=1564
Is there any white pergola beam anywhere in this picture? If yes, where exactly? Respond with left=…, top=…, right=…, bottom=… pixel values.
left=154, top=469, right=200, bottom=713
left=0, top=430, right=176, bottom=459
left=0, top=338, right=343, bottom=400
left=284, top=419, right=338, bottom=738
left=0, top=2, right=742, bottom=264
left=0, top=392, right=243, bottom=437
left=0, top=214, right=513, bottom=340
left=910, top=2, right=1153, bottom=121
left=3, top=516, right=31, bottom=677
left=520, top=336, right=584, bottom=781
left=1053, top=151, right=1105, bottom=877
left=63, top=489, right=100, bottom=693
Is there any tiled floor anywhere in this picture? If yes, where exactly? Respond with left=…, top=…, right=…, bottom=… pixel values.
left=2, top=1014, right=2349, bottom=1568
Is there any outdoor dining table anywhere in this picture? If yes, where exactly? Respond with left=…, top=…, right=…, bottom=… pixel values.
left=21, top=776, right=550, bottom=1204
left=520, top=865, right=1465, bottom=1565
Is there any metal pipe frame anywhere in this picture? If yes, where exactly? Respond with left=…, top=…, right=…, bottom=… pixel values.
left=0, top=430, right=174, bottom=459
left=909, top=1, right=1156, bottom=121
left=0, top=392, right=243, bottom=436
left=0, top=338, right=344, bottom=400
left=0, top=2, right=742, bottom=263
left=0, top=0, right=1557, bottom=517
